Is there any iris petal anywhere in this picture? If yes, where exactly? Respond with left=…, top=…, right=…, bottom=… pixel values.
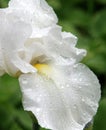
left=9, top=0, right=58, bottom=29
left=0, top=13, right=35, bottom=76
left=19, top=63, right=100, bottom=130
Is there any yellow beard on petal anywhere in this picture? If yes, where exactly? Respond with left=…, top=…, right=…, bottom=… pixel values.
left=33, top=63, right=64, bottom=86
left=34, top=64, right=53, bottom=78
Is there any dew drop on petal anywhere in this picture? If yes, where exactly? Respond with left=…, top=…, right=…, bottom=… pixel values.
left=81, top=98, right=85, bottom=102
left=83, top=113, right=86, bottom=116
left=79, top=86, right=82, bottom=89
left=73, top=104, right=77, bottom=109
left=36, top=108, right=40, bottom=113
left=22, top=78, right=28, bottom=84
left=85, top=83, right=89, bottom=86
left=36, top=97, right=41, bottom=103
left=79, top=78, right=83, bottom=82
left=66, top=84, right=70, bottom=88
left=91, top=94, right=95, bottom=99
left=60, top=84, right=64, bottom=89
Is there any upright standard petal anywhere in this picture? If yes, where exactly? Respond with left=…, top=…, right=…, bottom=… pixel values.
left=42, top=25, right=86, bottom=65
left=0, top=12, right=36, bottom=76
left=9, top=0, right=58, bottom=29
left=19, top=63, right=100, bottom=130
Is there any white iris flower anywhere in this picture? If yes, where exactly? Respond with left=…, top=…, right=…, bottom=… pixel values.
left=0, top=0, right=101, bottom=130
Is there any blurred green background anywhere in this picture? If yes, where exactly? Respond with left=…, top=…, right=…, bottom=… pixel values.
left=0, top=0, right=106, bottom=130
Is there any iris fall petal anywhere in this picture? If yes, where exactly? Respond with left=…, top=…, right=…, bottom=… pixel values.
left=19, top=63, right=100, bottom=130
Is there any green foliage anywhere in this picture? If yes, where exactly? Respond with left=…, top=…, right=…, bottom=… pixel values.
left=93, top=99, right=106, bottom=130
left=0, top=0, right=9, bottom=7
left=0, top=0, right=106, bottom=130
left=0, top=75, right=32, bottom=130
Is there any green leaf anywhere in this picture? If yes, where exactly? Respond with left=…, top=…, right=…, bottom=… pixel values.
left=90, top=10, right=106, bottom=38
left=0, top=0, right=9, bottom=8
left=96, top=0, right=106, bottom=4
left=93, top=98, right=106, bottom=130
left=13, top=110, right=32, bottom=130
left=0, top=74, right=21, bottom=104
left=0, top=74, right=32, bottom=130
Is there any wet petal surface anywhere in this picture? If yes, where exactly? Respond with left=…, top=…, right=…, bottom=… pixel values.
left=19, top=63, right=100, bottom=130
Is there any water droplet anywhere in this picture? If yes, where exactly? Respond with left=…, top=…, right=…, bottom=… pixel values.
left=79, top=78, right=82, bottom=81
left=36, top=108, right=40, bottom=113
left=22, top=78, right=28, bottom=84
left=71, top=121, right=75, bottom=126
left=58, top=82, right=65, bottom=89
left=74, top=78, right=77, bottom=81
left=73, top=105, right=77, bottom=109
left=81, top=98, right=85, bottom=102
left=83, top=112, right=86, bottom=116
left=37, top=98, right=41, bottom=102
left=61, top=85, right=64, bottom=88
left=85, top=83, right=89, bottom=86
left=31, top=69, right=36, bottom=73
left=66, top=84, right=70, bottom=88
left=79, top=86, right=82, bottom=89
left=91, top=94, right=95, bottom=99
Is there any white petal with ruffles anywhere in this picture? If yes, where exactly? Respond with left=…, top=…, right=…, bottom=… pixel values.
left=9, top=0, right=58, bottom=37
left=0, top=12, right=35, bottom=76
left=19, top=63, right=100, bottom=130
left=9, top=0, right=57, bottom=24
left=42, top=25, right=86, bottom=65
